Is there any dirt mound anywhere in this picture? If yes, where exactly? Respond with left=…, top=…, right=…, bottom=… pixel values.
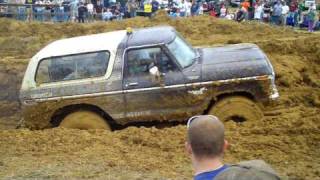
left=0, top=16, right=297, bottom=58
left=0, top=17, right=319, bottom=179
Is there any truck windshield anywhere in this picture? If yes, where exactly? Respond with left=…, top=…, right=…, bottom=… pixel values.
left=167, top=35, right=197, bottom=68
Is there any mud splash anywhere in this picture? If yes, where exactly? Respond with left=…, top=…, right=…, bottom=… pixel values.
left=0, top=15, right=319, bottom=179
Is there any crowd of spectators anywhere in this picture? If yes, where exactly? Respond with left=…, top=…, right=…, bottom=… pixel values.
left=0, top=0, right=319, bottom=31
left=232, top=0, right=319, bottom=32
left=166, top=0, right=319, bottom=31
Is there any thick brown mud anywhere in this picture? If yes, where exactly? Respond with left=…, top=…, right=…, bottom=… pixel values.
left=0, top=12, right=319, bottom=179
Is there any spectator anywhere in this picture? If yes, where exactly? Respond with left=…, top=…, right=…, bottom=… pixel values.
left=102, top=8, right=113, bottom=20
left=118, top=2, right=126, bottom=20
left=248, top=0, right=254, bottom=20
left=190, top=0, right=199, bottom=16
left=254, top=2, right=263, bottom=21
left=241, top=0, right=250, bottom=11
left=56, top=3, right=65, bottom=22
left=262, top=1, right=271, bottom=22
left=178, top=0, right=188, bottom=17
left=151, top=0, right=159, bottom=13
left=169, top=6, right=178, bottom=17
left=70, top=0, right=79, bottom=22
left=62, top=1, right=71, bottom=22
left=298, top=0, right=304, bottom=23
left=186, top=115, right=281, bottom=180
left=307, top=4, right=317, bottom=32
left=198, top=2, right=204, bottom=15
left=35, top=0, right=45, bottom=21
left=185, top=115, right=229, bottom=180
left=144, top=0, right=152, bottom=18
left=236, top=6, right=246, bottom=22
left=113, top=2, right=123, bottom=20
left=126, top=0, right=138, bottom=18
left=78, top=2, right=87, bottom=23
left=271, top=1, right=282, bottom=25
left=17, top=0, right=27, bottom=21
left=87, top=1, right=94, bottom=22
left=209, top=7, right=217, bottom=17
left=139, top=0, right=145, bottom=9
left=52, top=2, right=59, bottom=22
left=43, top=0, right=52, bottom=21
left=186, top=0, right=192, bottom=16
left=25, top=0, right=33, bottom=21
left=95, top=1, right=103, bottom=19
left=219, top=4, right=227, bottom=18
left=289, top=1, right=298, bottom=26
left=281, top=1, right=289, bottom=25
left=241, top=0, right=250, bottom=19
left=213, top=2, right=221, bottom=17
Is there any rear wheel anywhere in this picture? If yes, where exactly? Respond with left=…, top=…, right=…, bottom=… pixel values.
left=209, top=96, right=263, bottom=122
left=59, top=111, right=111, bottom=130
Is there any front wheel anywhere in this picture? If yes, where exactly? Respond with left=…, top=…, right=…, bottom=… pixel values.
left=209, top=96, right=263, bottom=122
left=59, top=111, right=111, bottom=130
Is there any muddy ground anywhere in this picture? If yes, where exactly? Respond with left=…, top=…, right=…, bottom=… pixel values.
left=0, top=12, right=319, bottom=179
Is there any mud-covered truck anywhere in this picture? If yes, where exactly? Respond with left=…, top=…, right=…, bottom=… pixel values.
left=20, top=26, right=279, bottom=130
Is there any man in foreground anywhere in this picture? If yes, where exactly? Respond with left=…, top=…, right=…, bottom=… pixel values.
left=186, top=115, right=281, bottom=180
left=186, top=115, right=229, bottom=180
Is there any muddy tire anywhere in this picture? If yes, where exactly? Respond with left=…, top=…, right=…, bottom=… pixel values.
left=59, top=111, right=111, bottom=130
left=209, top=96, right=263, bottom=122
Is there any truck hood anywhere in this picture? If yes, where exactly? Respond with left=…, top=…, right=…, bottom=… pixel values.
left=200, top=43, right=273, bottom=81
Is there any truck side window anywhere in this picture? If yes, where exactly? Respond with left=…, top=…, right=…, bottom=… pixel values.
left=126, top=47, right=177, bottom=77
left=36, top=51, right=110, bottom=84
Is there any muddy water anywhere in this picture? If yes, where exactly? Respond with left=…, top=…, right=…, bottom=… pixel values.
left=0, top=15, right=319, bottom=179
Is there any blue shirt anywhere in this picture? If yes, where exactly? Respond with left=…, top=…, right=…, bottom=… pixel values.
left=191, top=3, right=199, bottom=14
left=151, top=1, right=159, bottom=12
left=273, top=4, right=283, bottom=16
left=194, top=165, right=229, bottom=180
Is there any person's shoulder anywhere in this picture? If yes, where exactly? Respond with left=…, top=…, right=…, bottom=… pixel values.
left=216, top=160, right=280, bottom=180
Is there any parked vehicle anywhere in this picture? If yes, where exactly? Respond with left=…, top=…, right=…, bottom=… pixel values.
left=300, top=0, right=317, bottom=10
left=230, top=0, right=241, bottom=7
left=20, top=26, right=279, bottom=130
left=304, top=0, right=316, bottom=8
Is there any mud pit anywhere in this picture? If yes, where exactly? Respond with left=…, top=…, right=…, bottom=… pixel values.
left=0, top=12, right=320, bottom=179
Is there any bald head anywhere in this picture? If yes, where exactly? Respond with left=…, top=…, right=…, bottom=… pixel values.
left=187, top=115, right=225, bottom=159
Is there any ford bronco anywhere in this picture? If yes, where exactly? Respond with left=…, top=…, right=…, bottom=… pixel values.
left=20, top=26, right=279, bottom=130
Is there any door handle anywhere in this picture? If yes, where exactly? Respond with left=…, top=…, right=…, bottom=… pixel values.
left=126, top=82, right=139, bottom=87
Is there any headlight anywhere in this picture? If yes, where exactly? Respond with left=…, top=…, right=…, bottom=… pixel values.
left=269, top=75, right=279, bottom=100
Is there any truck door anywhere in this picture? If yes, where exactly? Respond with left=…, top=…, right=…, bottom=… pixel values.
left=122, top=46, right=189, bottom=122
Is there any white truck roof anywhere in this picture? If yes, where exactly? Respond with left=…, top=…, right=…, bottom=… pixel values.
left=34, top=30, right=127, bottom=60
left=21, top=30, right=126, bottom=91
